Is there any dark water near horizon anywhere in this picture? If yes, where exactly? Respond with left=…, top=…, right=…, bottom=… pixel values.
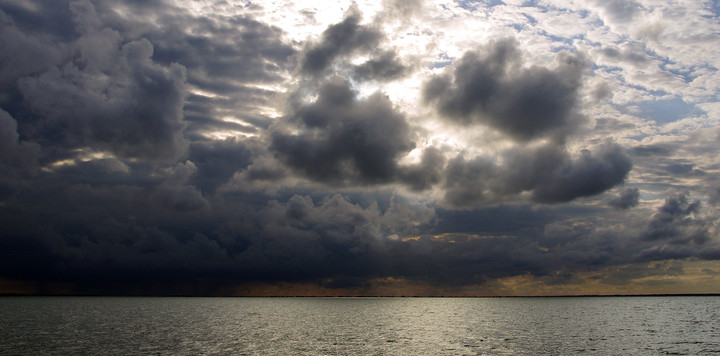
left=1, top=296, right=718, bottom=355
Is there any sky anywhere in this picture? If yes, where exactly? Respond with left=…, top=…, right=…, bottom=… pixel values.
left=1, top=0, right=719, bottom=296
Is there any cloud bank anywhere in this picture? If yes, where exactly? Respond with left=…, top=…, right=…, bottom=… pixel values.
left=1, top=0, right=719, bottom=295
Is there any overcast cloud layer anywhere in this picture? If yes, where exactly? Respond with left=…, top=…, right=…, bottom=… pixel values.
left=1, top=0, right=719, bottom=296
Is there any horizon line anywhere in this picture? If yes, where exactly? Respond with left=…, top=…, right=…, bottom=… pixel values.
left=2, top=293, right=719, bottom=298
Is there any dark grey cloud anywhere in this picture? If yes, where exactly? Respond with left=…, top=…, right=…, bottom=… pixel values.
left=532, top=142, right=632, bottom=203
left=443, top=141, right=632, bottom=206
left=0, top=0, right=298, bottom=292
left=187, top=138, right=255, bottom=194
left=0, top=167, right=717, bottom=294
left=272, top=77, right=415, bottom=184
left=0, top=5, right=68, bottom=99
left=18, top=37, right=189, bottom=159
left=630, top=144, right=674, bottom=157
left=1, top=0, right=295, bottom=161
left=608, top=187, right=640, bottom=209
left=599, top=261, right=684, bottom=286
left=151, top=161, right=210, bottom=213
left=424, top=38, right=587, bottom=142
left=642, top=193, right=707, bottom=244
left=593, top=117, right=635, bottom=131
left=0, top=183, right=438, bottom=292
left=150, top=16, right=293, bottom=83
left=0, top=109, right=40, bottom=200
left=352, top=50, right=410, bottom=82
left=301, top=6, right=383, bottom=75
left=131, top=10, right=295, bottom=138
left=664, top=163, right=696, bottom=175
left=397, top=147, right=446, bottom=191
left=0, top=109, right=39, bottom=168
left=709, top=187, right=720, bottom=205
left=1, top=1, right=188, bottom=160
left=0, top=182, right=573, bottom=290
left=590, top=82, right=613, bottom=102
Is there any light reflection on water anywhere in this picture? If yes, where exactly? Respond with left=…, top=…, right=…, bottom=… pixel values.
left=1, top=296, right=719, bottom=355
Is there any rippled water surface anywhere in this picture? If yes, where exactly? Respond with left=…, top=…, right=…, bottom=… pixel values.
left=1, top=296, right=719, bottom=355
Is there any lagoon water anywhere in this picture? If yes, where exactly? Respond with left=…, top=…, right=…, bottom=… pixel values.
left=1, top=296, right=719, bottom=355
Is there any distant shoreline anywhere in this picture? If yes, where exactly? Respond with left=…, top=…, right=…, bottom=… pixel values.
left=2, top=293, right=718, bottom=298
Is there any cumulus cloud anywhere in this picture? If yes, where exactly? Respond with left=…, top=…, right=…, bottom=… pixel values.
left=443, top=140, right=632, bottom=206
left=642, top=193, right=707, bottom=244
left=0, top=108, right=40, bottom=200
left=423, top=38, right=587, bottom=142
left=709, top=187, right=720, bottom=205
left=0, top=109, right=39, bottom=168
left=608, top=187, right=640, bottom=210
left=10, top=1, right=188, bottom=160
left=187, top=138, right=254, bottom=194
left=272, top=76, right=416, bottom=184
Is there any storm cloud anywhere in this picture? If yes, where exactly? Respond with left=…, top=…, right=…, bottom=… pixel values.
left=443, top=141, right=632, bottom=206
left=0, top=0, right=719, bottom=296
left=272, top=77, right=416, bottom=184
left=424, top=38, right=587, bottom=142
left=642, top=193, right=706, bottom=243
left=608, top=187, right=640, bottom=210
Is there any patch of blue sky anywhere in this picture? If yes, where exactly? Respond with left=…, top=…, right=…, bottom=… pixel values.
left=710, top=0, right=720, bottom=17
left=592, top=64, right=624, bottom=76
left=659, top=63, right=706, bottom=84
left=630, top=98, right=704, bottom=124
left=578, top=9, right=591, bottom=19
left=536, top=30, right=579, bottom=47
left=456, top=0, right=504, bottom=10
left=432, top=60, right=453, bottom=69
left=521, top=13, right=537, bottom=25
left=550, top=44, right=575, bottom=53
left=431, top=53, right=454, bottom=69
left=633, top=186, right=668, bottom=201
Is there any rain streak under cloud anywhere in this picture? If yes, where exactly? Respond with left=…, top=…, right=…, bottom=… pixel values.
left=1, top=0, right=720, bottom=296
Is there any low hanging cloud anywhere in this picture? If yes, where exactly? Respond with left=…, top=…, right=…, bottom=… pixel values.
left=2, top=1, right=188, bottom=161
left=423, top=38, right=587, bottom=142
left=443, top=141, right=632, bottom=206
left=0, top=109, right=40, bottom=200
left=530, top=142, right=633, bottom=203
left=608, top=187, right=640, bottom=209
left=187, top=138, right=254, bottom=194
left=642, top=193, right=707, bottom=244
left=271, top=77, right=416, bottom=185
left=630, top=193, right=719, bottom=263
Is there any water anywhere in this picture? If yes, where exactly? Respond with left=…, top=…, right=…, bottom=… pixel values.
left=1, top=296, right=718, bottom=355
